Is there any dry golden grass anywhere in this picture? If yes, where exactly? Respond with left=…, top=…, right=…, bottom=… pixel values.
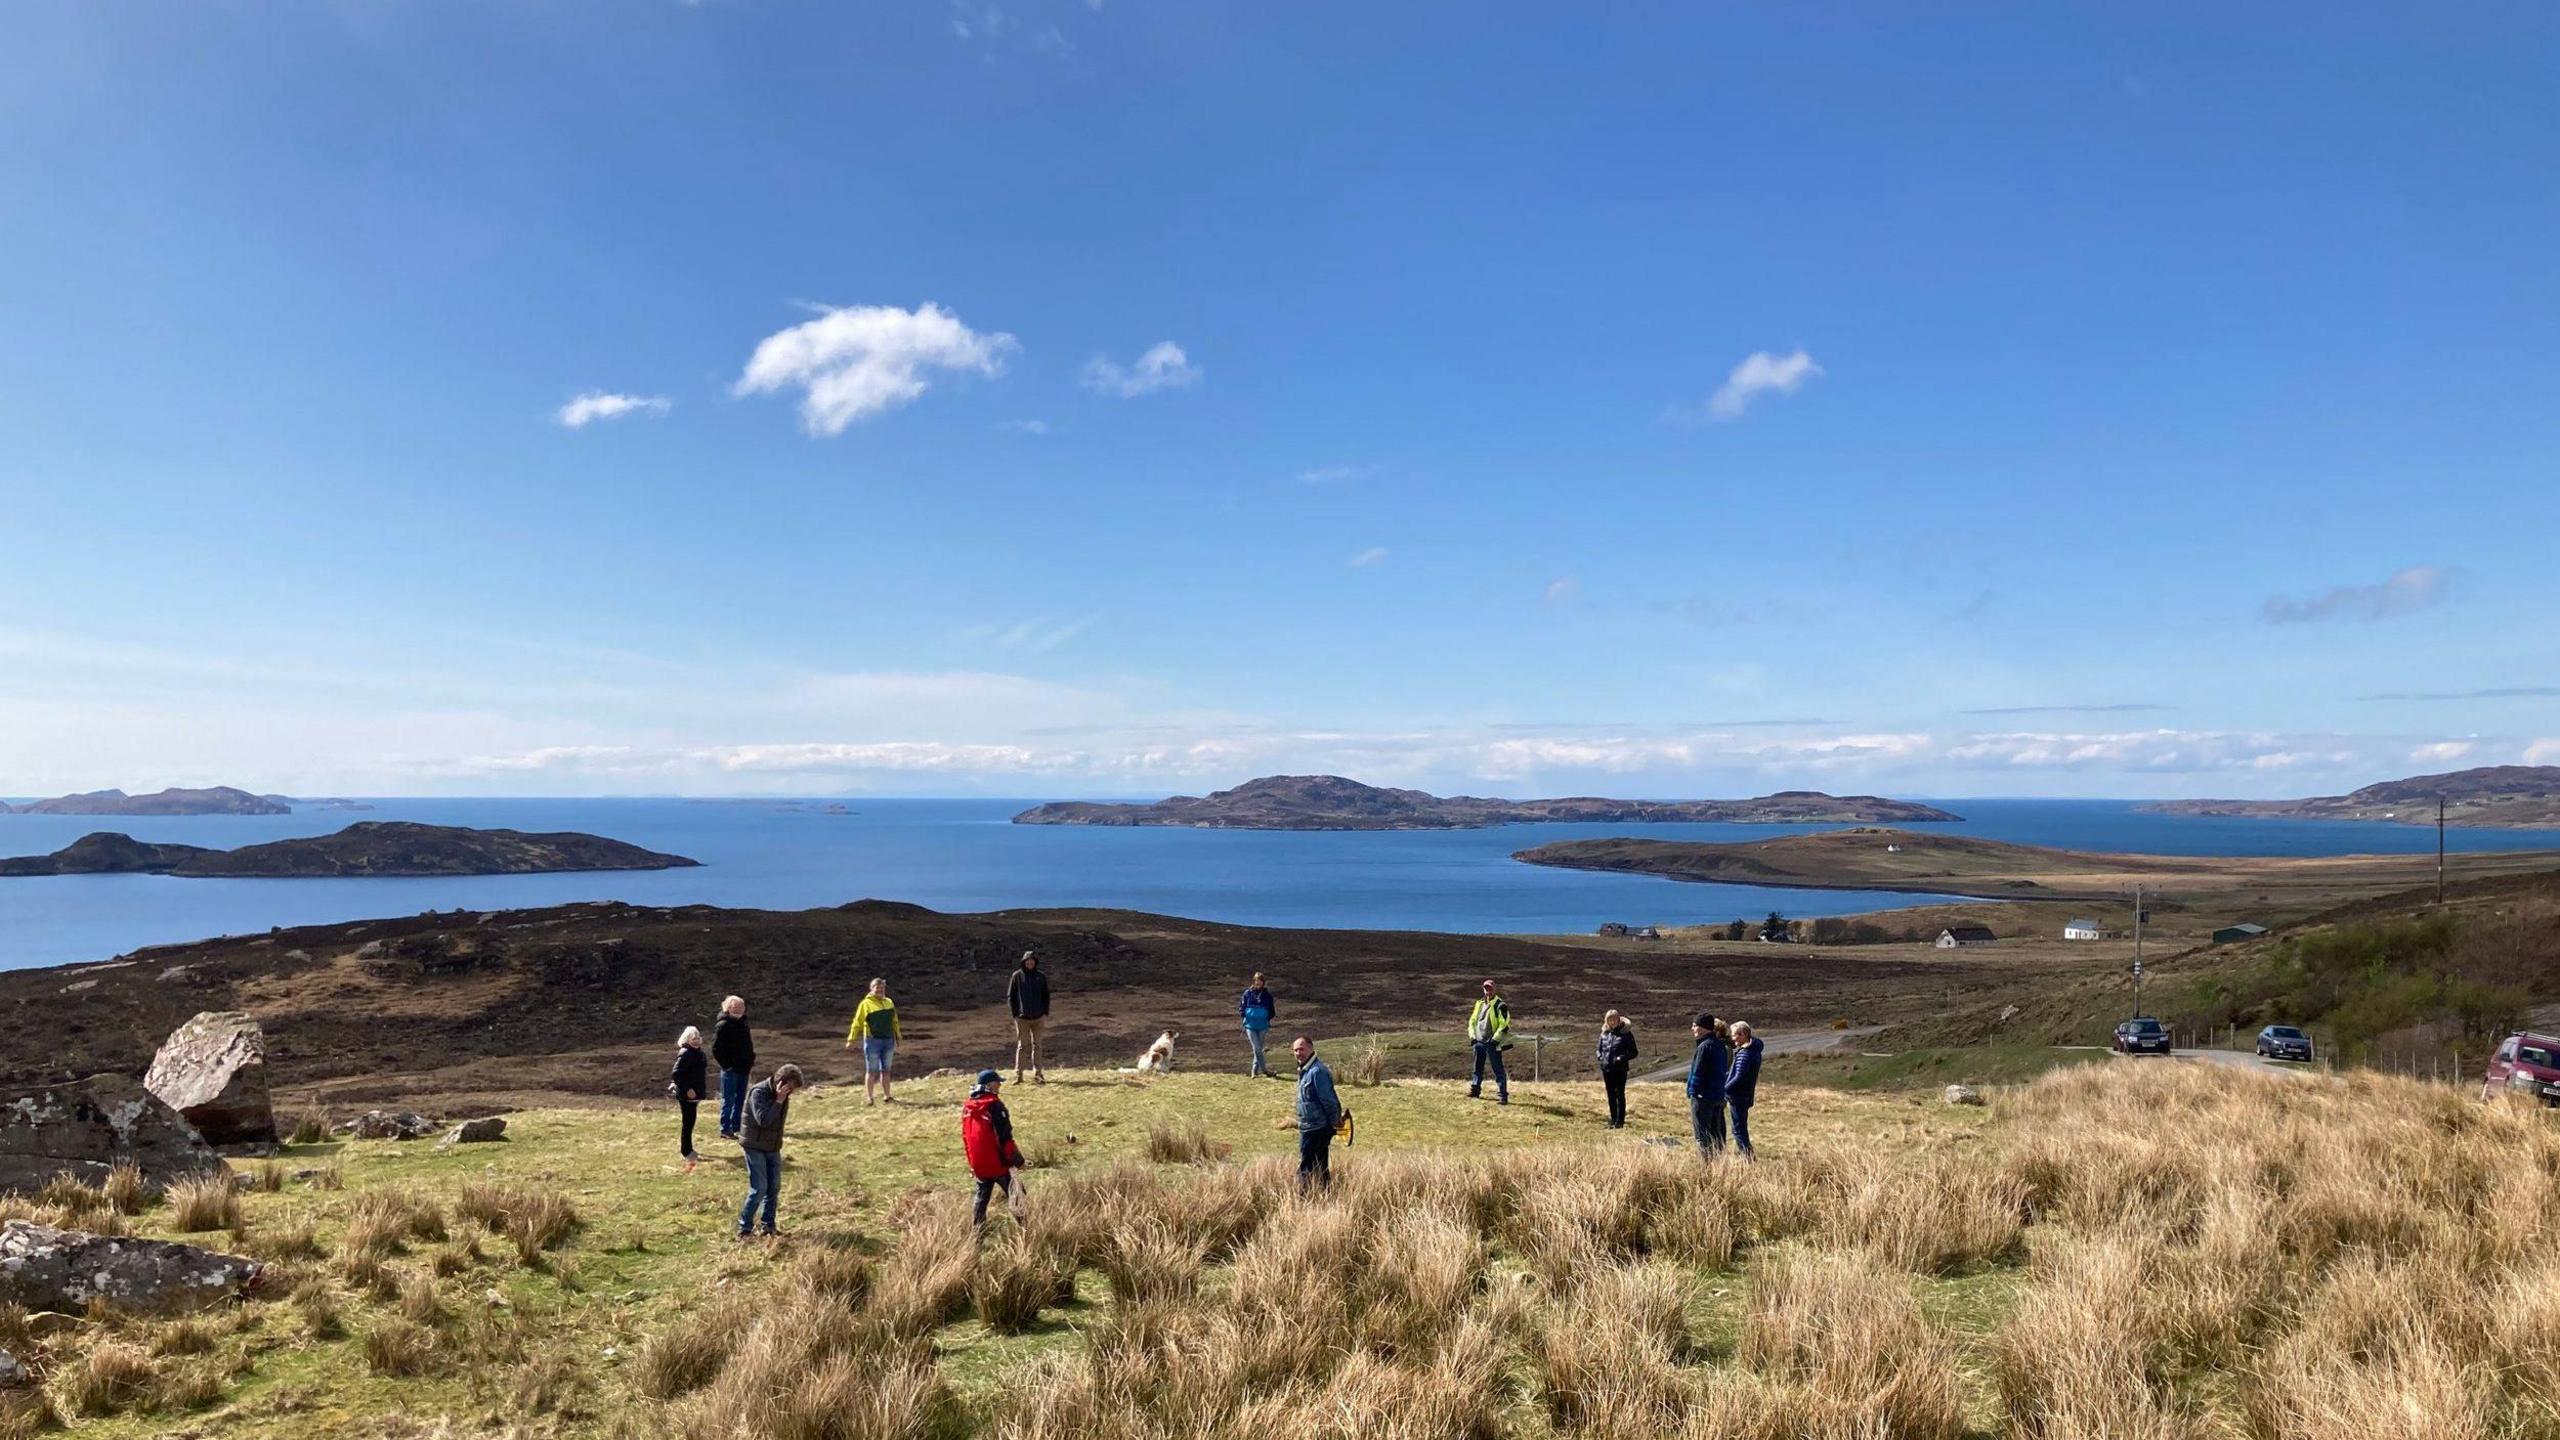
left=164, top=1174, right=239, bottom=1232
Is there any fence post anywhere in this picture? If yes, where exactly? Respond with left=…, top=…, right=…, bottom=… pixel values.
left=1531, top=1035, right=1544, bottom=1083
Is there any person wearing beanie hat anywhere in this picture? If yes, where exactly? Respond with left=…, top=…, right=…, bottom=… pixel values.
left=960, top=1070, right=1027, bottom=1225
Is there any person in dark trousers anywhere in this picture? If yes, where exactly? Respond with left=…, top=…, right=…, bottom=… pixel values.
left=1687, top=1013, right=1730, bottom=1155
left=670, top=1025, right=709, bottom=1173
left=736, top=1063, right=802, bottom=1239
left=1006, top=952, right=1051, bottom=1084
left=1239, top=972, right=1279, bottom=1078
left=1596, top=1009, right=1639, bottom=1129
left=1292, top=1035, right=1342, bottom=1192
left=1466, top=979, right=1512, bottom=1104
left=1725, top=1020, right=1764, bottom=1158
left=711, top=995, right=755, bottom=1140
left=960, top=1070, right=1027, bottom=1224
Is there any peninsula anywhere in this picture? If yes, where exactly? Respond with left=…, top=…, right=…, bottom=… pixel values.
left=2139, top=765, right=2560, bottom=828
left=1012, top=774, right=1961, bottom=830
left=0, top=821, right=698, bottom=878
left=1514, top=827, right=2560, bottom=923
left=2, top=785, right=291, bottom=816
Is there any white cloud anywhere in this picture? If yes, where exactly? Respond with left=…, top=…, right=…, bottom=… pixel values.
left=1083, top=341, right=1200, bottom=398
left=1672, top=349, right=1824, bottom=424
left=555, top=391, right=670, bottom=428
left=1544, top=577, right=1580, bottom=603
left=734, top=302, right=1017, bottom=436
left=2410, top=741, right=2476, bottom=764
left=998, top=418, right=1050, bottom=436
left=1349, top=547, right=1389, bottom=569
left=1298, top=464, right=1370, bottom=485
left=2526, top=739, right=2560, bottom=767
left=962, top=616, right=1095, bottom=653
left=2263, top=565, right=2454, bottom=624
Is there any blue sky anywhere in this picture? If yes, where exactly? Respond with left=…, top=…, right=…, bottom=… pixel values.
left=3, top=1, right=2556, bottom=799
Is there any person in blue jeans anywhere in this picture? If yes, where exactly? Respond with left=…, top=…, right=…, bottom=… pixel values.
left=736, top=1063, right=801, bottom=1239
left=1467, top=979, right=1513, bottom=1104
left=711, top=995, right=755, bottom=1140
left=1239, top=972, right=1278, bottom=1077
left=1725, top=1020, right=1764, bottom=1158
left=1293, top=1035, right=1342, bottom=1192
left=1686, top=1012, right=1729, bottom=1155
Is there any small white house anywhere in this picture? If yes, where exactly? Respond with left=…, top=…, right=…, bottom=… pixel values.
left=1936, top=926, right=1998, bottom=948
left=2062, top=918, right=2117, bottom=941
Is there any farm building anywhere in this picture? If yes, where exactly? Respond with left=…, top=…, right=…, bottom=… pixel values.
left=2062, top=918, right=2118, bottom=941
left=2212, top=922, right=2270, bottom=945
left=1936, top=926, right=1998, bottom=948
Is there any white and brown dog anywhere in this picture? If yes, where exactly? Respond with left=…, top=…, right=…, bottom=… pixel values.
left=1132, top=1031, right=1181, bottom=1074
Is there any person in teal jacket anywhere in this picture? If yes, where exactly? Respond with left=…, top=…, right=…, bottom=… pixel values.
left=1238, top=972, right=1278, bottom=1077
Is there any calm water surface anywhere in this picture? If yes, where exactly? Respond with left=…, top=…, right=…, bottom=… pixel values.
left=3, top=797, right=2554, bottom=972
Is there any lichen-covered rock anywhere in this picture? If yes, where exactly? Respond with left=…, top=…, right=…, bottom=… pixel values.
left=438, top=1117, right=507, bottom=1148
left=143, top=1011, right=275, bottom=1146
left=1943, top=1084, right=1986, bottom=1107
left=0, top=1346, right=27, bottom=1389
left=0, top=1220, right=259, bottom=1316
left=0, top=1074, right=223, bottom=1193
left=341, top=1110, right=435, bottom=1141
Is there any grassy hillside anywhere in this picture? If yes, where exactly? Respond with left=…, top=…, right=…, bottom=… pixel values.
left=10, top=1060, right=2560, bottom=1437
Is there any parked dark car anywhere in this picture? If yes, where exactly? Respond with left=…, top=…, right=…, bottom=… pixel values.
left=2113, top=1017, right=2172, bottom=1055
left=2255, top=1025, right=2313, bottom=1062
left=2482, top=1033, right=2560, bottom=1105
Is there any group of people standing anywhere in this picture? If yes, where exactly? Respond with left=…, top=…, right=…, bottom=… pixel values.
left=667, top=953, right=1774, bottom=1240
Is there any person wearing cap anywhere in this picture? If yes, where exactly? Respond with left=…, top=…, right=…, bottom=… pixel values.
left=1686, top=1013, right=1730, bottom=1154
left=1006, top=951, right=1051, bottom=1084
left=960, top=1069, right=1027, bottom=1225
left=736, top=1063, right=802, bottom=1240
left=1725, top=1020, right=1764, bottom=1157
left=1466, top=979, right=1512, bottom=1104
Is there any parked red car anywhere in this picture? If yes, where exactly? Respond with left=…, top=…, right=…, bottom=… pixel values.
left=2481, top=1033, right=2560, bottom=1105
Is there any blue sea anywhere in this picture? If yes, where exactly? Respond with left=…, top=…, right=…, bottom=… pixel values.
left=3, top=797, right=2557, bottom=973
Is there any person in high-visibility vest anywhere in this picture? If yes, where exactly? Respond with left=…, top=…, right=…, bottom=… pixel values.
left=1467, top=978, right=1512, bottom=1104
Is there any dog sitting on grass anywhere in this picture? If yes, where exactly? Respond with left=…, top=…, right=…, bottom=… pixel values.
left=1132, top=1031, right=1180, bottom=1074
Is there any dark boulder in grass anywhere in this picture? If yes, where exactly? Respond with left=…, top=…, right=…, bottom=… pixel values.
left=143, top=1011, right=276, bottom=1147
left=0, top=1074, right=223, bottom=1194
left=0, top=1220, right=260, bottom=1316
left=438, top=1117, right=508, bottom=1148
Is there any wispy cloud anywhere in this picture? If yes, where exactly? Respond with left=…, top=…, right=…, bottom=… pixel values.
left=555, top=391, right=670, bottom=428
left=998, top=418, right=1051, bottom=436
left=1961, top=703, right=2173, bottom=717
left=1083, top=341, right=1200, bottom=398
left=1348, top=546, right=1389, bottom=569
left=734, top=302, right=1017, bottom=436
left=2358, top=686, right=2560, bottom=702
left=2262, top=565, right=2453, bottom=624
left=1298, top=464, right=1371, bottom=485
left=959, top=615, right=1096, bottom=653
left=1668, top=348, right=1824, bottom=424
left=1543, top=577, right=1579, bottom=603
left=2410, top=741, right=2477, bottom=764
left=950, top=1, right=1073, bottom=56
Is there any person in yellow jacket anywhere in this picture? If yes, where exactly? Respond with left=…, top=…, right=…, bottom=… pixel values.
left=1467, top=978, right=1512, bottom=1105
left=845, top=978, right=902, bottom=1106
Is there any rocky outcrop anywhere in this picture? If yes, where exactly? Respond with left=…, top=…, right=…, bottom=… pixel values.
left=342, top=1111, right=435, bottom=1141
left=438, top=1117, right=507, bottom=1147
left=143, top=1012, right=275, bottom=1146
left=0, top=1220, right=259, bottom=1316
left=0, top=1074, right=222, bottom=1193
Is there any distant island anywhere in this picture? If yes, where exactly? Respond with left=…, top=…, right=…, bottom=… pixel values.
left=2139, top=765, right=2560, bottom=828
left=0, top=821, right=698, bottom=878
left=2, top=785, right=291, bottom=816
left=1012, top=774, right=1962, bottom=830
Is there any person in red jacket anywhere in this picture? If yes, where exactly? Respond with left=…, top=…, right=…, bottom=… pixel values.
left=960, top=1069, right=1027, bottom=1225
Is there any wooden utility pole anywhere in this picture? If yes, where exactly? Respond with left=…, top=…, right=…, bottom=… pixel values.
left=2131, top=882, right=2145, bottom=1016
left=2437, top=795, right=2447, bottom=906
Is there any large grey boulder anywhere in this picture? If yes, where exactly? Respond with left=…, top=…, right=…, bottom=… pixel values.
left=0, top=1220, right=259, bottom=1316
left=0, top=1074, right=223, bottom=1194
left=438, top=1117, right=507, bottom=1148
left=143, top=1011, right=276, bottom=1146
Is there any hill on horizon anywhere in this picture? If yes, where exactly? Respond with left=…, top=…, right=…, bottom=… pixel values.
left=2140, top=764, right=2560, bottom=828
left=1014, top=774, right=1963, bottom=830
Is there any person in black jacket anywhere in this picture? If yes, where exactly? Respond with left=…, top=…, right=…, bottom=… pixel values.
left=670, top=1025, right=710, bottom=1172
left=711, top=995, right=755, bottom=1140
left=736, top=1063, right=801, bottom=1240
left=1725, top=1020, right=1764, bottom=1158
left=1596, top=1009, right=1639, bottom=1129
left=1686, top=1013, right=1729, bottom=1154
left=1006, top=951, right=1051, bottom=1084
